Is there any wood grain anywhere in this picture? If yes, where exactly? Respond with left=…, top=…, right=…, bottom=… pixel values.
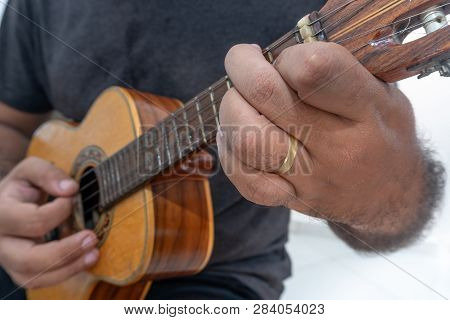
left=320, top=0, right=449, bottom=82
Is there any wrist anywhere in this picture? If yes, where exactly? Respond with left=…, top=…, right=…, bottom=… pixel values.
left=350, top=165, right=423, bottom=237
left=329, top=142, right=446, bottom=252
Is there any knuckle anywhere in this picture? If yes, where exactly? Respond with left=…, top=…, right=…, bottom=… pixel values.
left=249, top=68, right=277, bottom=106
left=300, top=108, right=322, bottom=128
left=298, top=46, right=334, bottom=90
left=232, top=127, right=259, bottom=164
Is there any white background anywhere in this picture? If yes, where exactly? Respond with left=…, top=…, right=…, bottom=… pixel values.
left=1, top=2, right=449, bottom=300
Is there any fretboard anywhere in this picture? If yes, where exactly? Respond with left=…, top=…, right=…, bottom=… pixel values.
left=95, top=16, right=317, bottom=209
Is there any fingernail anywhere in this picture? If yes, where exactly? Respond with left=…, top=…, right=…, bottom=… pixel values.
left=81, top=235, right=97, bottom=249
left=59, top=179, right=77, bottom=192
left=84, top=250, right=99, bottom=266
left=251, top=44, right=261, bottom=50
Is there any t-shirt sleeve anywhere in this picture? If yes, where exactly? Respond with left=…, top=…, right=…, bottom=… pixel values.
left=0, top=0, right=52, bottom=113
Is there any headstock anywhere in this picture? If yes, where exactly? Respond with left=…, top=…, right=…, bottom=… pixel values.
left=317, top=0, right=449, bottom=82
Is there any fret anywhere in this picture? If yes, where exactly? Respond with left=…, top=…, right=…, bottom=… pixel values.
left=118, top=148, right=129, bottom=192
left=160, top=124, right=172, bottom=166
left=149, top=127, right=162, bottom=171
left=122, top=144, right=133, bottom=190
left=96, top=167, right=107, bottom=208
left=112, top=154, right=122, bottom=196
left=107, top=159, right=116, bottom=201
left=262, top=30, right=299, bottom=64
left=195, top=97, right=207, bottom=144
left=155, top=142, right=162, bottom=170
left=126, top=142, right=136, bottom=188
left=182, top=106, right=194, bottom=151
left=213, top=79, right=228, bottom=101
left=209, top=87, right=220, bottom=129
left=185, top=102, right=202, bottom=149
left=102, top=163, right=111, bottom=205
left=105, top=162, right=112, bottom=205
left=171, top=114, right=183, bottom=159
left=136, top=137, right=145, bottom=178
left=225, top=76, right=232, bottom=90
left=130, top=142, right=139, bottom=185
left=294, top=30, right=302, bottom=44
left=122, top=142, right=143, bottom=195
left=146, top=135, right=157, bottom=176
left=144, top=129, right=160, bottom=175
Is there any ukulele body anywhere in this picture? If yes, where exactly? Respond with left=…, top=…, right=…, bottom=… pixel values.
left=26, top=87, right=215, bottom=299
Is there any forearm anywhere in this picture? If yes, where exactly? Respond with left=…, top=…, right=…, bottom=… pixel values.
left=328, top=143, right=446, bottom=252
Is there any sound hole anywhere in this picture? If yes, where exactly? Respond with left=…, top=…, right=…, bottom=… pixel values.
left=79, top=167, right=100, bottom=230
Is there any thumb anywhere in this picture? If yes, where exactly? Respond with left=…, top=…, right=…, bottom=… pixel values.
left=10, top=157, right=78, bottom=197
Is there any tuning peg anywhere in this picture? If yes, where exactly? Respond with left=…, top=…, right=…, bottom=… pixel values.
left=416, top=7, right=449, bottom=79
left=417, top=58, right=450, bottom=79
left=421, top=7, right=448, bottom=34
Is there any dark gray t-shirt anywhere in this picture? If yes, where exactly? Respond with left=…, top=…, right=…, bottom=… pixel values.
left=0, top=0, right=324, bottom=299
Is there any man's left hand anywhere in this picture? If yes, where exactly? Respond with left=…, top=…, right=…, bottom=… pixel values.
left=217, top=42, right=424, bottom=241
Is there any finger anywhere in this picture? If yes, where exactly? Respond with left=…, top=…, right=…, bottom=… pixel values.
left=217, top=129, right=312, bottom=212
left=217, top=124, right=329, bottom=217
left=220, top=88, right=291, bottom=172
left=10, top=157, right=78, bottom=197
left=219, top=88, right=340, bottom=174
left=2, top=179, right=42, bottom=203
left=274, top=42, right=390, bottom=121
left=0, top=197, right=74, bottom=237
left=0, top=230, right=98, bottom=275
left=225, top=44, right=344, bottom=140
left=11, top=248, right=99, bottom=289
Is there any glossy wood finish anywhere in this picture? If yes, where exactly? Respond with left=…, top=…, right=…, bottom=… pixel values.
left=26, top=87, right=214, bottom=299
left=128, top=91, right=214, bottom=280
left=320, top=0, right=449, bottom=82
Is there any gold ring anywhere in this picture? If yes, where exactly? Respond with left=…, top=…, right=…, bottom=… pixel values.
left=277, top=135, right=299, bottom=175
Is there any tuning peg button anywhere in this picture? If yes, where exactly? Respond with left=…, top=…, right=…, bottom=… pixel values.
left=417, top=59, right=450, bottom=79
left=421, top=7, right=448, bottom=35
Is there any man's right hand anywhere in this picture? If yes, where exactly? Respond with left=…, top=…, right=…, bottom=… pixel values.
left=0, top=157, right=99, bottom=289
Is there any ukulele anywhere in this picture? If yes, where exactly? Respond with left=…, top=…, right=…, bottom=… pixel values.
left=27, top=0, right=449, bottom=299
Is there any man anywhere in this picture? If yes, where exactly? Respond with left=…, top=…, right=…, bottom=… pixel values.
left=0, top=0, right=445, bottom=300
